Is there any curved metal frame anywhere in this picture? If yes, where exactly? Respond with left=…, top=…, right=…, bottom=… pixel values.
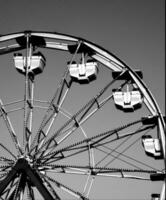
left=0, top=31, right=165, bottom=200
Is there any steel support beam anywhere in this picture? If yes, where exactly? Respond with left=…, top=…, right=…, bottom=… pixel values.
left=0, top=158, right=60, bottom=200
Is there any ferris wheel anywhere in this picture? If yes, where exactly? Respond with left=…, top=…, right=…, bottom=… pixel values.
left=0, top=31, right=165, bottom=200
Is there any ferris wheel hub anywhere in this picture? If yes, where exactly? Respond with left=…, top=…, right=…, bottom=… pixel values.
left=17, top=155, right=34, bottom=167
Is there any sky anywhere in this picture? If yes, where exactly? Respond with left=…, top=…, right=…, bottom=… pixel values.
left=0, top=0, right=165, bottom=199
left=0, top=0, right=165, bottom=112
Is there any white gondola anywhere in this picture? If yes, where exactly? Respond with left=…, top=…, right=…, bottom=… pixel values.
left=14, top=52, right=46, bottom=76
left=113, top=86, right=142, bottom=112
left=68, top=59, right=98, bottom=83
left=142, top=135, right=162, bottom=159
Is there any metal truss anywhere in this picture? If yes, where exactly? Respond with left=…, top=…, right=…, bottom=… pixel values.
left=0, top=31, right=165, bottom=200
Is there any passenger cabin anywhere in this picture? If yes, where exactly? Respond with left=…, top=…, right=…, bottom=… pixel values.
left=112, top=70, right=143, bottom=112
left=113, top=87, right=142, bottom=112
left=14, top=52, right=46, bottom=76
left=142, top=135, right=162, bottom=159
left=68, top=59, right=98, bottom=83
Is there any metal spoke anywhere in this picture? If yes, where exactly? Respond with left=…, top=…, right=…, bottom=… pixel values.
left=36, top=71, right=127, bottom=157
left=0, top=31, right=165, bottom=200
left=23, top=76, right=35, bottom=153
left=100, top=126, right=155, bottom=170
left=0, top=165, right=12, bottom=173
left=0, top=99, right=23, bottom=156
left=0, top=179, right=15, bottom=198
left=22, top=33, right=35, bottom=154
left=0, top=143, right=17, bottom=159
left=0, top=157, right=14, bottom=164
left=43, top=173, right=89, bottom=200
left=38, top=164, right=158, bottom=174
left=13, top=174, right=22, bottom=200
left=41, top=175, right=61, bottom=200
left=37, top=163, right=160, bottom=183
left=30, top=71, right=71, bottom=155
left=39, top=118, right=143, bottom=163
left=94, top=125, right=148, bottom=168
left=30, top=41, right=82, bottom=154
left=95, top=144, right=162, bottom=172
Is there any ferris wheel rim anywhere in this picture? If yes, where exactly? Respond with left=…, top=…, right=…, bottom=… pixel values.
left=0, top=30, right=165, bottom=199
left=0, top=30, right=164, bottom=144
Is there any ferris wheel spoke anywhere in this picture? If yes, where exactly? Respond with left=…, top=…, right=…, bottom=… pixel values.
left=30, top=41, right=82, bottom=155
left=13, top=174, right=23, bottom=200
left=37, top=86, right=114, bottom=154
left=42, top=123, right=156, bottom=172
left=94, top=124, right=155, bottom=149
left=36, top=70, right=127, bottom=157
left=0, top=173, right=17, bottom=197
left=43, top=173, right=89, bottom=200
left=95, top=127, right=145, bottom=166
left=0, top=173, right=9, bottom=181
left=0, top=99, right=23, bottom=156
left=8, top=186, right=19, bottom=200
left=86, top=124, right=154, bottom=151
left=0, top=143, right=17, bottom=160
left=3, top=186, right=15, bottom=200
left=96, top=126, right=155, bottom=171
left=41, top=149, right=159, bottom=175
left=40, top=175, right=61, bottom=200
left=83, top=174, right=94, bottom=198
left=96, top=173, right=150, bottom=180
left=24, top=78, right=35, bottom=153
left=41, top=107, right=92, bottom=164
left=39, top=117, right=145, bottom=164
left=0, top=100, right=24, bottom=119
left=34, top=79, right=72, bottom=155
left=58, top=107, right=89, bottom=139
left=0, top=178, right=15, bottom=198
left=0, top=176, right=21, bottom=200
left=0, top=165, right=12, bottom=174
left=0, top=156, right=14, bottom=164
left=95, top=142, right=161, bottom=172
left=22, top=35, right=36, bottom=154
left=39, top=164, right=158, bottom=182
left=0, top=31, right=165, bottom=200
left=40, top=132, right=140, bottom=166
left=29, top=70, right=71, bottom=154
left=95, top=146, right=146, bottom=171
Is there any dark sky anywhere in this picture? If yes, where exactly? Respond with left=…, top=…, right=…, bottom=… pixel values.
left=0, top=0, right=165, bottom=199
left=0, top=0, right=165, bottom=113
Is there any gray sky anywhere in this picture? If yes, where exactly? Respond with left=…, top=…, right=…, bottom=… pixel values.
left=0, top=0, right=165, bottom=112
left=0, top=0, right=165, bottom=199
